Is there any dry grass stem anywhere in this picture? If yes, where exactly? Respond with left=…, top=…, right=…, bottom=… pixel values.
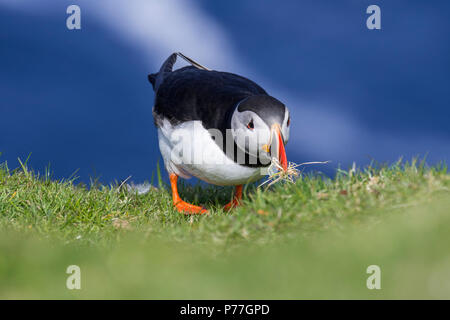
left=259, top=158, right=330, bottom=188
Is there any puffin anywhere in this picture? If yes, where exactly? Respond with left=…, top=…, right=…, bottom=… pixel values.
left=148, top=53, right=290, bottom=214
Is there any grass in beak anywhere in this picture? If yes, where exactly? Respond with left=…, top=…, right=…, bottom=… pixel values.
left=259, top=158, right=330, bottom=188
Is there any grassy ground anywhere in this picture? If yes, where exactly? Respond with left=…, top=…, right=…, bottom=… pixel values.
left=0, top=159, right=449, bottom=299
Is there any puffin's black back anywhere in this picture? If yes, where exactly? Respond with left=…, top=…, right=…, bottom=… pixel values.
left=151, top=65, right=267, bottom=131
left=149, top=54, right=287, bottom=168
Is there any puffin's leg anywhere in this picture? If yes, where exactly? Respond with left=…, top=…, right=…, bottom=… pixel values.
left=170, top=174, right=208, bottom=215
left=224, top=185, right=243, bottom=211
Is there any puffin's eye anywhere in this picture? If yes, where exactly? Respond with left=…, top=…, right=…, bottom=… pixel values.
left=287, top=116, right=290, bottom=127
left=247, top=119, right=254, bottom=130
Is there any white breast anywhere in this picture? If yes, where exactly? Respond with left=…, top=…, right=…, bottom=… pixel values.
left=157, top=119, right=266, bottom=186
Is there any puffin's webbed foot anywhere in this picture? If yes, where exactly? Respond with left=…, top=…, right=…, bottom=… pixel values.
left=224, top=185, right=243, bottom=211
left=174, top=200, right=208, bottom=215
left=223, top=199, right=240, bottom=211
left=170, top=173, right=208, bottom=215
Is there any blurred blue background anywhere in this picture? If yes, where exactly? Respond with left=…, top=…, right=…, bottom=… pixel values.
left=1, top=0, right=449, bottom=184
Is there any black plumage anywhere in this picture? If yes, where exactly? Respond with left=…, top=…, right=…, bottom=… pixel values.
left=153, top=68, right=265, bottom=127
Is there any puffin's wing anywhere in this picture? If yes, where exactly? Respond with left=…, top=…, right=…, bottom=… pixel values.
left=150, top=54, right=267, bottom=129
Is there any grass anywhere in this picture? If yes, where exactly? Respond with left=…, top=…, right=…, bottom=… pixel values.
left=0, top=158, right=449, bottom=299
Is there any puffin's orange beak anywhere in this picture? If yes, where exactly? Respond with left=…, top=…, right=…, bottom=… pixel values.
left=274, top=124, right=288, bottom=171
left=263, top=124, right=288, bottom=172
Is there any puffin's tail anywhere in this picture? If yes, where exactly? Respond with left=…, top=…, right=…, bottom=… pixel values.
left=147, top=52, right=211, bottom=92
left=148, top=52, right=177, bottom=92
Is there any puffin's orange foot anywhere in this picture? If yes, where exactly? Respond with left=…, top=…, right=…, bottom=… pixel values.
left=174, top=200, right=208, bottom=215
left=224, top=199, right=240, bottom=211
left=224, top=185, right=243, bottom=212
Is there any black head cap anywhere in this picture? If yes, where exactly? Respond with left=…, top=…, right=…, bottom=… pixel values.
left=237, top=94, right=286, bottom=126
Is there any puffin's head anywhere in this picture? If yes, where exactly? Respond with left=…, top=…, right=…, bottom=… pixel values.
left=230, top=95, right=290, bottom=170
